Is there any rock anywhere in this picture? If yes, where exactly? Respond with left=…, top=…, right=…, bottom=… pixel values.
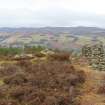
left=82, top=42, right=105, bottom=71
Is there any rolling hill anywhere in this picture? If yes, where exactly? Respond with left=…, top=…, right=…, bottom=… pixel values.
left=0, top=27, right=105, bottom=50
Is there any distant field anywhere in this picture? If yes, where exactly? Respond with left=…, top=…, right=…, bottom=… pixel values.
left=0, top=31, right=105, bottom=50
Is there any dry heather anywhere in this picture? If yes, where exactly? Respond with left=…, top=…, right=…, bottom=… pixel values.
left=98, top=85, right=105, bottom=95
left=0, top=59, right=86, bottom=105
left=47, top=52, right=70, bottom=61
left=74, top=65, right=105, bottom=105
left=97, top=76, right=105, bottom=95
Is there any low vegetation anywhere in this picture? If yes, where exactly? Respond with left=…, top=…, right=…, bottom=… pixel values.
left=24, top=46, right=46, bottom=54
left=0, top=46, right=45, bottom=57
left=0, top=55, right=86, bottom=105
left=97, top=76, right=105, bottom=95
left=0, top=47, right=22, bottom=56
left=0, top=48, right=104, bottom=105
left=47, top=52, right=70, bottom=61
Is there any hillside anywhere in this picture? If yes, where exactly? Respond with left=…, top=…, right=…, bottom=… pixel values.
left=0, top=27, right=105, bottom=35
left=0, top=27, right=105, bottom=50
left=0, top=52, right=104, bottom=105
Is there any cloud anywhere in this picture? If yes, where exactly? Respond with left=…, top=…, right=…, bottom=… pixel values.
left=0, top=0, right=105, bottom=27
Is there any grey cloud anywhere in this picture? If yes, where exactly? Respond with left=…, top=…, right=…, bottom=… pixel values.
left=0, top=8, right=105, bottom=27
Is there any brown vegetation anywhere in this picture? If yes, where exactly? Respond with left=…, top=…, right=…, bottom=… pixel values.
left=97, top=76, right=105, bottom=95
left=47, top=52, right=70, bottom=61
left=0, top=58, right=86, bottom=105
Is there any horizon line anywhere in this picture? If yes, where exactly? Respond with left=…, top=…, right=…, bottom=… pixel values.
left=0, top=26, right=104, bottom=29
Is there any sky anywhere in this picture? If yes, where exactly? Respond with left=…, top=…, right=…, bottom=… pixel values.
left=0, top=0, right=105, bottom=27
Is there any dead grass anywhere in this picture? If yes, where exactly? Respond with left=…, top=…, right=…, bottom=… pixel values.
left=0, top=59, right=86, bottom=105
left=0, top=53, right=104, bottom=105
left=75, top=64, right=105, bottom=105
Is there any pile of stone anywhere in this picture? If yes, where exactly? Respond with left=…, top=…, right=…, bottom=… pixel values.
left=82, top=42, right=105, bottom=71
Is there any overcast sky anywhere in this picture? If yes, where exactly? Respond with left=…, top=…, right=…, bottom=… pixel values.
left=0, top=0, right=105, bottom=27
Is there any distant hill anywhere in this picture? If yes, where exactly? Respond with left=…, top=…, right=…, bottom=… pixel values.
left=0, top=26, right=105, bottom=50
left=0, top=27, right=105, bottom=35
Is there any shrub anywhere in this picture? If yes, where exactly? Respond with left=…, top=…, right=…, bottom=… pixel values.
left=97, top=85, right=105, bottom=94
left=0, top=47, right=22, bottom=56
left=4, top=73, right=28, bottom=85
left=24, top=46, right=45, bottom=54
left=47, top=52, right=70, bottom=61
left=0, top=99, right=18, bottom=105
left=0, top=60, right=86, bottom=105
left=97, top=76, right=105, bottom=94
left=0, top=64, right=21, bottom=77
left=17, top=60, right=32, bottom=68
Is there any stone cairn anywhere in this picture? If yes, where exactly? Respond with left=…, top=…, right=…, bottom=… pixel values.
left=82, top=42, right=105, bottom=71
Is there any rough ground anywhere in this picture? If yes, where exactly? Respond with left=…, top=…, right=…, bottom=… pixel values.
left=0, top=56, right=105, bottom=105
left=0, top=59, right=86, bottom=105
left=75, top=64, right=105, bottom=105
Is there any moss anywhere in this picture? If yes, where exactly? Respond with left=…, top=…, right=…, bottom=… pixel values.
left=0, top=80, right=4, bottom=86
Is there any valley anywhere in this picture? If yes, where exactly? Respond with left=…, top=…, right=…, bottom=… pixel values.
left=0, top=27, right=105, bottom=51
